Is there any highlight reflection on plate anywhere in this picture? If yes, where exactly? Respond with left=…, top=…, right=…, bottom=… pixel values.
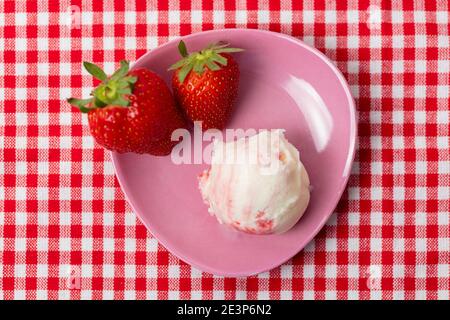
left=111, top=29, right=356, bottom=276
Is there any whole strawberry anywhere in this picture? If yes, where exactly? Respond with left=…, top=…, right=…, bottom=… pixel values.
left=169, top=41, right=243, bottom=130
left=68, top=60, right=186, bottom=156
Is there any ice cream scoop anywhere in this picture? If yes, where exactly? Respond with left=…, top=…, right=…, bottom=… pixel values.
left=198, top=129, right=310, bottom=234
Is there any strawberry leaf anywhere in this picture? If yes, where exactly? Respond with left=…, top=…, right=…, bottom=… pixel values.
left=111, top=60, right=130, bottom=80
left=67, top=97, right=92, bottom=113
left=170, top=41, right=243, bottom=80
left=193, top=61, right=205, bottom=74
left=215, top=48, right=245, bottom=53
left=211, top=52, right=227, bottom=66
left=83, top=62, right=107, bottom=81
left=114, top=96, right=129, bottom=106
left=205, top=60, right=220, bottom=71
left=168, top=58, right=189, bottom=71
left=124, top=76, right=137, bottom=84
left=178, top=40, right=189, bottom=57
left=178, top=63, right=194, bottom=83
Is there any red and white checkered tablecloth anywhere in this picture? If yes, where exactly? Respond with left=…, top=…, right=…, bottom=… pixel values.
left=0, top=0, right=449, bottom=300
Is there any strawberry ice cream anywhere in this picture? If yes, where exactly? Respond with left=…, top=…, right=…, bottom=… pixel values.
left=198, top=130, right=310, bottom=234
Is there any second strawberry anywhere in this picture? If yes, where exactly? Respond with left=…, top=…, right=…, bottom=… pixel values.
left=169, top=41, right=243, bottom=131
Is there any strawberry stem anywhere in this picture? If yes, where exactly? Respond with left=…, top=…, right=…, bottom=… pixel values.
left=168, top=41, right=243, bottom=83
left=68, top=60, right=137, bottom=112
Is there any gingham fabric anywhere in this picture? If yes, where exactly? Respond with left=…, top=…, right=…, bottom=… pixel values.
left=0, top=0, right=449, bottom=300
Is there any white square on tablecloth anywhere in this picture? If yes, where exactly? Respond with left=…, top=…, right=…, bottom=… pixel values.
left=125, top=238, right=136, bottom=252
left=393, top=238, right=405, bottom=252
left=235, top=10, right=247, bottom=24
left=415, top=136, right=426, bottom=149
left=438, top=161, right=450, bottom=174
left=438, top=35, right=449, bottom=48
left=59, top=238, right=71, bottom=251
left=15, top=12, right=27, bottom=26
left=416, top=161, right=428, bottom=174
left=147, top=36, right=158, bottom=49
left=437, top=111, right=449, bottom=124
left=82, top=11, right=93, bottom=25
left=393, top=110, right=404, bottom=124
left=347, top=35, right=359, bottom=48
left=37, top=239, right=48, bottom=252
left=438, top=60, right=450, bottom=73
left=144, top=11, right=157, bottom=24
left=303, top=11, right=314, bottom=23
left=81, top=238, right=94, bottom=251
left=82, top=38, right=93, bottom=51
left=59, top=212, right=71, bottom=225
left=191, top=11, right=202, bottom=24
left=414, top=86, right=427, bottom=99
left=347, top=10, right=358, bottom=23
left=371, top=212, right=383, bottom=225
left=348, top=238, right=359, bottom=251
left=438, top=186, right=449, bottom=200
left=280, top=11, right=292, bottom=24
left=393, top=187, right=405, bottom=200
left=15, top=238, right=26, bottom=251
left=36, top=264, right=48, bottom=277
left=371, top=161, right=382, bottom=175
left=81, top=264, right=93, bottom=278
left=437, top=137, right=449, bottom=149
left=213, top=11, right=225, bottom=24
left=16, top=212, right=27, bottom=225
left=15, top=63, right=27, bottom=76
left=37, top=12, right=49, bottom=25
left=168, top=11, right=180, bottom=24
left=103, top=264, right=114, bottom=278
left=414, top=111, right=426, bottom=123
left=325, top=265, right=337, bottom=278
left=125, top=37, right=136, bottom=50
left=16, top=162, right=27, bottom=175
left=437, top=85, right=449, bottom=98
left=393, top=161, right=405, bottom=174
left=392, top=60, right=404, bottom=73
left=325, top=11, right=336, bottom=23
left=38, top=211, right=49, bottom=225
left=14, top=291, right=26, bottom=300
left=168, top=265, right=180, bottom=278
left=393, top=136, right=404, bottom=149
left=393, top=212, right=404, bottom=226
left=415, top=35, right=427, bottom=48
left=37, top=187, right=49, bottom=201
left=124, top=11, right=136, bottom=25
left=370, top=238, right=382, bottom=251
left=14, top=88, right=27, bottom=100
left=325, top=238, right=337, bottom=251
left=415, top=187, right=427, bottom=200
left=14, top=38, right=27, bottom=51
left=59, top=113, right=72, bottom=126
left=59, top=38, right=71, bottom=51
left=103, top=11, right=115, bottom=24
left=370, top=36, right=381, bottom=48
left=392, top=35, right=404, bottom=48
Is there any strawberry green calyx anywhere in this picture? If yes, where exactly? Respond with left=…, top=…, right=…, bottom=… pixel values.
left=67, top=60, right=137, bottom=113
left=168, top=40, right=243, bottom=83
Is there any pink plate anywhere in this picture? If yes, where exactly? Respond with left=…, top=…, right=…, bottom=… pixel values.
left=111, top=29, right=356, bottom=277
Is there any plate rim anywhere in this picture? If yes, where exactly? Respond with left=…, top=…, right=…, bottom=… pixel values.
left=111, top=28, right=357, bottom=277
